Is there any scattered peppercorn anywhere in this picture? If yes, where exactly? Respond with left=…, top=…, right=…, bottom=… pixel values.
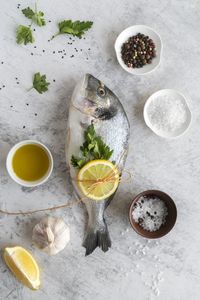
left=35, top=113, right=37, bottom=116
left=23, top=126, right=26, bottom=129
left=53, top=79, right=56, bottom=82
left=42, top=50, right=45, bottom=52
left=31, top=53, right=34, bottom=56
left=121, top=33, right=156, bottom=69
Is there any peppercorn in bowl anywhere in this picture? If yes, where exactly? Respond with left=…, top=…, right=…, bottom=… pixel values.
left=115, top=25, right=162, bottom=75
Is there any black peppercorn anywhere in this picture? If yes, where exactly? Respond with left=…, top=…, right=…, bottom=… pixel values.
left=121, top=33, right=156, bottom=69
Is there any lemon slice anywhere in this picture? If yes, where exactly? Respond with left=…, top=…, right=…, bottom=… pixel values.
left=3, top=246, right=40, bottom=290
left=78, top=160, right=120, bottom=200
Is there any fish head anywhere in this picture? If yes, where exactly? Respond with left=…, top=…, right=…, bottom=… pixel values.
left=72, top=74, right=119, bottom=120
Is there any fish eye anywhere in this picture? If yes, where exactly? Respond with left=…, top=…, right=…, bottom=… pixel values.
left=97, top=87, right=106, bottom=97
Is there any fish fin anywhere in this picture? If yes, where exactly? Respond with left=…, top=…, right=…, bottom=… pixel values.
left=83, top=223, right=111, bottom=256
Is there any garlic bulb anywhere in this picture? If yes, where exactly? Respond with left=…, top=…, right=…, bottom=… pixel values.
left=32, top=216, right=70, bottom=255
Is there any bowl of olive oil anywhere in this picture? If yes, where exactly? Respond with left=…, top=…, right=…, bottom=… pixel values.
left=6, top=140, right=53, bottom=187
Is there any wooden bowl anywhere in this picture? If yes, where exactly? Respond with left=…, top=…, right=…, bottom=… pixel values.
left=129, top=190, right=177, bottom=238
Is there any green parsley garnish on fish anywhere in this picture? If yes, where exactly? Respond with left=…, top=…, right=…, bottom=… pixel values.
left=71, top=124, right=113, bottom=169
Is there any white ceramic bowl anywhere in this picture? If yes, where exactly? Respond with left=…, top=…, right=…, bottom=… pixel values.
left=6, top=140, right=53, bottom=187
left=143, top=89, right=192, bottom=138
left=115, top=25, right=162, bottom=75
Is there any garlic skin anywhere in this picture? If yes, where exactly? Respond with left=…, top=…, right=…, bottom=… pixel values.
left=32, top=217, right=70, bottom=255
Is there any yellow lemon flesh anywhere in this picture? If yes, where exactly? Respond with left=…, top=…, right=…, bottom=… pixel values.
left=3, top=246, right=40, bottom=290
left=78, top=160, right=120, bottom=201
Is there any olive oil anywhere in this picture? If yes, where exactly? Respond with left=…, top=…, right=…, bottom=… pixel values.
left=12, top=144, right=50, bottom=181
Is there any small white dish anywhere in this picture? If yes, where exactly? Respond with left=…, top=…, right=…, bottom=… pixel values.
left=143, top=89, right=192, bottom=138
left=114, top=25, right=162, bottom=75
left=6, top=140, right=53, bottom=187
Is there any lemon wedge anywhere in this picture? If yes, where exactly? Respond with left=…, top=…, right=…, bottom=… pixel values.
left=78, top=160, right=120, bottom=201
left=3, top=246, right=40, bottom=290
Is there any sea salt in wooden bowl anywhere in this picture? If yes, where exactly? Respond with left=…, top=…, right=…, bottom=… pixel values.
left=144, top=89, right=192, bottom=138
left=114, top=25, right=162, bottom=75
left=129, top=190, right=177, bottom=239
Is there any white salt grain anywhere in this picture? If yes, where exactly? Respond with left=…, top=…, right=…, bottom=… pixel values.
left=147, top=94, right=187, bottom=134
left=132, top=196, right=168, bottom=232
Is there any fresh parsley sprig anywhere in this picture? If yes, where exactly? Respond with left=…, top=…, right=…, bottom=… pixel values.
left=29, top=72, right=50, bottom=94
left=16, top=2, right=45, bottom=45
left=51, top=20, right=93, bottom=39
left=71, top=124, right=113, bottom=169
left=16, top=25, right=34, bottom=45
left=22, top=3, right=46, bottom=27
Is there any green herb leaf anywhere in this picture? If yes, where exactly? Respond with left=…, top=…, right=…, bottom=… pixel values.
left=33, top=11, right=45, bottom=26
left=71, top=124, right=113, bottom=169
left=22, top=7, right=35, bottom=19
left=22, top=5, right=46, bottom=26
left=16, top=25, right=34, bottom=45
left=32, top=72, right=50, bottom=94
left=71, top=155, right=87, bottom=169
left=52, top=20, right=93, bottom=39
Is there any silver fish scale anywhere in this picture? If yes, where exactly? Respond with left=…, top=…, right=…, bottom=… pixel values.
left=94, top=110, right=129, bottom=169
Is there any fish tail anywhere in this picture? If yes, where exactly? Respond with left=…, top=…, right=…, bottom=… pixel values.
left=83, top=221, right=111, bottom=256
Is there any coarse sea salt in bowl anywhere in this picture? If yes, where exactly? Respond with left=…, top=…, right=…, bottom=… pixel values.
left=144, top=89, right=192, bottom=138
left=129, top=190, right=177, bottom=239
left=114, top=25, right=162, bottom=75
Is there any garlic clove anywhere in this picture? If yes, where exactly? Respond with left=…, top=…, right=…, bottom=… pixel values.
left=32, top=216, right=70, bottom=255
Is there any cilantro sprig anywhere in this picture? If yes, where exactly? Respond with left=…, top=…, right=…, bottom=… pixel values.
left=29, top=72, right=50, bottom=94
left=52, top=20, right=93, bottom=39
left=16, top=2, right=45, bottom=45
left=71, top=124, right=113, bottom=169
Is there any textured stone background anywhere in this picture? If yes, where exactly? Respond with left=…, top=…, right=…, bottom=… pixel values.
left=0, top=0, right=200, bottom=299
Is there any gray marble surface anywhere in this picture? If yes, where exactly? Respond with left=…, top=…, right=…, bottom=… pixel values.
left=0, top=0, right=200, bottom=299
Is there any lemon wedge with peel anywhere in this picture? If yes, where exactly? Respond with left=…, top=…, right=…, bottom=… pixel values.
left=3, top=246, right=40, bottom=290
left=78, top=160, right=120, bottom=201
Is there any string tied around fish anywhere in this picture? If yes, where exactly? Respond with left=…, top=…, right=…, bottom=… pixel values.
left=0, top=168, right=133, bottom=216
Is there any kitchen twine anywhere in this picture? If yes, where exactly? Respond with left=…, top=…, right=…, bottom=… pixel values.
left=0, top=157, right=133, bottom=215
